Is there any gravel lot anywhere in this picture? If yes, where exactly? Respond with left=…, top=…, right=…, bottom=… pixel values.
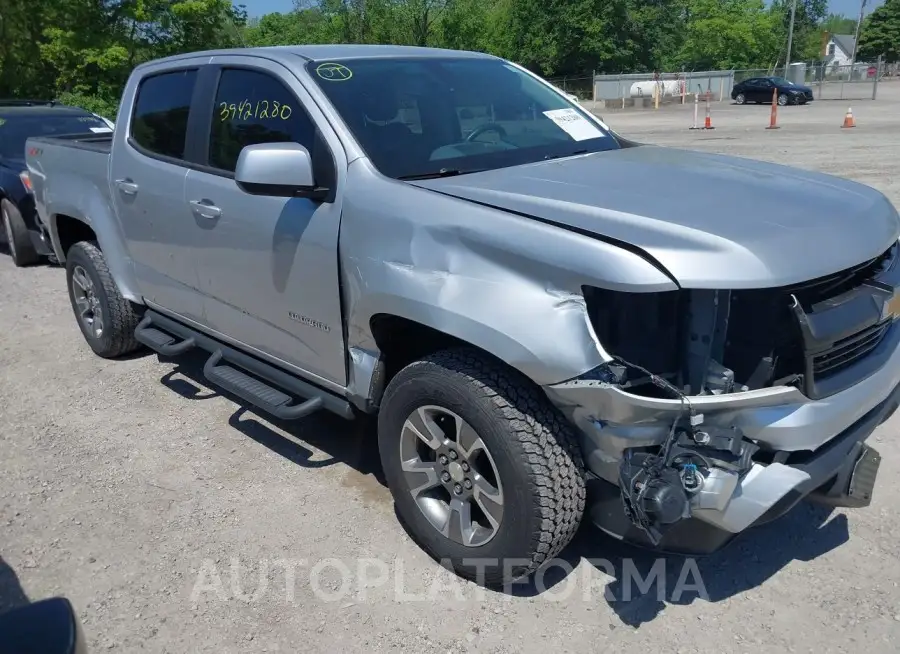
left=3, top=83, right=900, bottom=653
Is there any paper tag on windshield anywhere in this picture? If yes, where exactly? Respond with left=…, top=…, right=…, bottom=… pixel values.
left=90, top=126, right=113, bottom=133
left=542, top=108, right=605, bottom=141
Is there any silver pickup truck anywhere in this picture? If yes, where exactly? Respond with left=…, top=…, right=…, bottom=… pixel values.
left=25, top=45, right=900, bottom=586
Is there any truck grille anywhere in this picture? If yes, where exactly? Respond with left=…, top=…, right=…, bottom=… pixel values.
left=788, top=244, right=895, bottom=309
left=723, top=243, right=898, bottom=399
left=812, top=319, right=891, bottom=377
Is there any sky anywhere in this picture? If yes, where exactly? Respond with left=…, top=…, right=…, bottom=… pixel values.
left=245, top=0, right=883, bottom=20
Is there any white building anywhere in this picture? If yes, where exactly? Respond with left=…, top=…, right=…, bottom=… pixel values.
left=825, top=33, right=862, bottom=67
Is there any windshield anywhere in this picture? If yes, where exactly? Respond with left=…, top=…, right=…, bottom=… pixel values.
left=0, top=113, right=111, bottom=159
left=306, top=57, right=619, bottom=179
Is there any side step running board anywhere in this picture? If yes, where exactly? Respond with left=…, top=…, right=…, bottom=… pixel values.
left=135, top=315, right=196, bottom=356
left=132, top=310, right=355, bottom=421
left=203, top=350, right=323, bottom=420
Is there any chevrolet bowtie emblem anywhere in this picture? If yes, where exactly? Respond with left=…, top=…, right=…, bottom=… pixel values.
left=883, top=291, right=900, bottom=320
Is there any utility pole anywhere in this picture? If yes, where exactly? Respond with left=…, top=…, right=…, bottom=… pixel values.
left=850, top=0, right=867, bottom=67
left=785, top=0, right=798, bottom=78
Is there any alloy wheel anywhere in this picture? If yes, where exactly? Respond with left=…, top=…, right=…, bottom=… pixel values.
left=399, top=405, right=504, bottom=547
left=71, top=265, right=105, bottom=338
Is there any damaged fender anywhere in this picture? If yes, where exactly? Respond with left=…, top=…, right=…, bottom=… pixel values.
left=339, top=157, right=678, bottom=395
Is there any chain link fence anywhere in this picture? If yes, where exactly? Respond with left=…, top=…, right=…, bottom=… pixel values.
left=579, top=58, right=893, bottom=108
left=545, top=75, right=595, bottom=101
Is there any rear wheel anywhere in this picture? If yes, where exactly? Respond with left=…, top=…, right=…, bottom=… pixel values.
left=378, top=348, right=586, bottom=587
left=1, top=199, right=39, bottom=267
left=65, top=241, right=143, bottom=358
left=734, top=93, right=746, bottom=105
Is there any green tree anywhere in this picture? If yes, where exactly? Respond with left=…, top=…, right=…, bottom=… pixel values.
left=675, top=0, right=780, bottom=70
left=3, top=0, right=857, bottom=117
left=821, top=13, right=858, bottom=36
left=857, top=0, right=900, bottom=62
left=28, top=0, right=241, bottom=118
left=770, top=0, right=828, bottom=62
left=244, top=8, right=326, bottom=46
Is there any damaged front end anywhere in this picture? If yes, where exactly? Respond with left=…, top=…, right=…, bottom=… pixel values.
left=546, top=242, right=900, bottom=553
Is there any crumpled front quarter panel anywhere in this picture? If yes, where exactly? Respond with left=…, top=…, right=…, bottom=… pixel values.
left=340, top=159, right=678, bottom=386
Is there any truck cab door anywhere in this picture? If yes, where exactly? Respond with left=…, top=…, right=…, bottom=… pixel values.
left=183, top=58, right=348, bottom=389
left=108, top=61, right=208, bottom=323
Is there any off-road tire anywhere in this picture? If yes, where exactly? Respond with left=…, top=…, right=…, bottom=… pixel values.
left=378, top=347, right=586, bottom=587
left=1, top=199, right=39, bottom=267
left=65, top=241, right=142, bottom=358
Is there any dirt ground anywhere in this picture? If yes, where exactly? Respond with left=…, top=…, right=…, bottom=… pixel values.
left=3, top=82, right=900, bottom=653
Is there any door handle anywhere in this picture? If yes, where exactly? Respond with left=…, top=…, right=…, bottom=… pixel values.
left=189, top=200, right=222, bottom=220
left=115, top=179, right=139, bottom=195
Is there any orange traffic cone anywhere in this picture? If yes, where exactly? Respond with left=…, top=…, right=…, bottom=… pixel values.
left=842, top=107, right=856, bottom=128
left=766, top=87, right=780, bottom=129
left=703, top=95, right=714, bottom=129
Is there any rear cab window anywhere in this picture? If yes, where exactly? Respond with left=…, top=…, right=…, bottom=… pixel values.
left=130, top=69, right=198, bottom=160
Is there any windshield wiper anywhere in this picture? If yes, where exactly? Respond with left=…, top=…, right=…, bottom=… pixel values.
left=544, top=149, right=588, bottom=161
left=398, top=168, right=483, bottom=180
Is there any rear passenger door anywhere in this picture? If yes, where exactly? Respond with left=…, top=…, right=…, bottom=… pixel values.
left=109, top=61, right=207, bottom=322
left=183, top=57, right=349, bottom=388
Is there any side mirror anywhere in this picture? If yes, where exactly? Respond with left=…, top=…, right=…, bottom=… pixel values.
left=0, top=597, right=87, bottom=654
left=234, top=142, right=327, bottom=200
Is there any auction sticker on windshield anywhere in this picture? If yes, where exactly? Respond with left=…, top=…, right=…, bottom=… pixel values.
left=543, top=108, right=605, bottom=141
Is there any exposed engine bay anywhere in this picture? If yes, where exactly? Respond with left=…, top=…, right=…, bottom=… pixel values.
left=579, top=242, right=899, bottom=545
left=583, top=241, right=897, bottom=401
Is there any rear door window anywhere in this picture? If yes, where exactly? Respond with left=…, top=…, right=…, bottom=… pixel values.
left=131, top=69, right=198, bottom=160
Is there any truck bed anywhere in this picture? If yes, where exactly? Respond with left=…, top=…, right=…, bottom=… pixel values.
left=25, top=132, right=114, bottom=245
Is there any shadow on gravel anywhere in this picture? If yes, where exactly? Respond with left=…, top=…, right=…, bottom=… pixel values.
left=151, top=350, right=849, bottom=625
left=155, top=350, right=386, bottom=483
left=490, top=501, right=847, bottom=625
left=0, top=557, right=29, bottom=614
left=588, top=502, right=847, bottom=627
left=0, top=242, right=57, bottom=268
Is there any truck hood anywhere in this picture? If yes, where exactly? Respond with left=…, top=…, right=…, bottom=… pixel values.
left=410, top=145, right=900, bottom=289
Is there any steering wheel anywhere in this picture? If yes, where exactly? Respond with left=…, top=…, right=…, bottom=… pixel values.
left=465, top=122, right=508, bottom=143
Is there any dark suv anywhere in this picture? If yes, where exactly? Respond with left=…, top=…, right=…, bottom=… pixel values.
left=0, top=100, right=112, bottom=266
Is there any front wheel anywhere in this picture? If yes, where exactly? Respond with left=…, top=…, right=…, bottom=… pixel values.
left=378, top=348, right=586, bottom=587
left=777, top=93, right=789, bottom=106
left=65, top=241, right=143, bottom=358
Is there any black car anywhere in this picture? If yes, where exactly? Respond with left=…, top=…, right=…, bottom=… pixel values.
left=731, top=76, right=814, bottom=106
left=0, top=101, right=112, bottom=266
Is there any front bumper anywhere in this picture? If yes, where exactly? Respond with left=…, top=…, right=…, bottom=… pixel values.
left=582, top=380, right=893, bottom=554
left=544, top=319, right=900, bottom=552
